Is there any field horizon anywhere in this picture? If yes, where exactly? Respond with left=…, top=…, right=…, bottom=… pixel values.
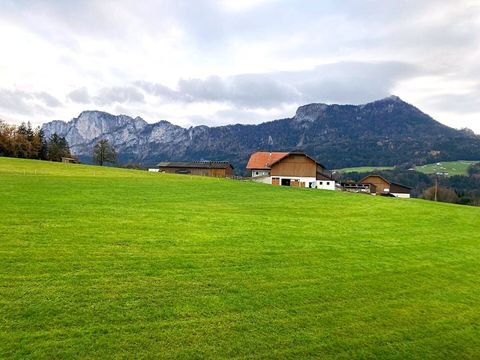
left=1, top=157, right=479, bottom=359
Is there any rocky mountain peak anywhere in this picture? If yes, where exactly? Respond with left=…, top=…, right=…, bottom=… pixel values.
left=294, top=103, right=329, bottom=122
left=380, top=95, right=403, bottom=103
left=362, top=95, right=407, bottom=107
left=41, top=97, right=480, bottom=170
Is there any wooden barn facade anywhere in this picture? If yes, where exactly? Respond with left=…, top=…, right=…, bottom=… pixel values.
left=360, top=175, right=411, bottom=198
left=247, top=151, right=335, bottom=190
left=157, top=161, right=234, bottom=178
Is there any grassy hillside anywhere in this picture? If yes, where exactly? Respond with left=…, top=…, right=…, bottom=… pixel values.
left=338, top=161, right=480, bottom=176
left=335, top=165, right=394, bottom=173
left=1, top=157, right=480, bottom=359
left=415, top=160, right=479, bottom=176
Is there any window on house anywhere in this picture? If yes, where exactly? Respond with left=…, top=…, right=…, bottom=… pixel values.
left=319, top=181, right=323, bottom=185
left=327, top=182, right=330, bottom=185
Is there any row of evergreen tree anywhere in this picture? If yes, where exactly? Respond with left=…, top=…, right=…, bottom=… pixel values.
left=0, top=121, right=71, bottom=161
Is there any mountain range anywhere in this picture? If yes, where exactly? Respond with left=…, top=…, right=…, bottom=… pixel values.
left=42, top=96, right=480, bottom=173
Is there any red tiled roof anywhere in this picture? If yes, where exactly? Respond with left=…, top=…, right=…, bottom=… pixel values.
left=246, top=152, right=289, bottom=169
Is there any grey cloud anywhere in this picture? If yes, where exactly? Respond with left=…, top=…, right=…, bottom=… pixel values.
left=69, top=86, right=146, bottom=106
left=65, top=60, right=420, bottom=113
left=0, top=89, right=35, bottom=115
left=67, top=87, right=91, bottom=104
left=36, top=92, right=62, bottom=107
left=134, top=81, right=191, bottom=102
left=423, top=86, right=480, bottom=114
left=178, top=75, right=301, bottom=108
left=0, top=89, right=61, bottom=115
left=153, top=61, right=420, bottom=108
left=294, top=61, right=421, bottom=104
left=94, top=86, right=145, bottom=106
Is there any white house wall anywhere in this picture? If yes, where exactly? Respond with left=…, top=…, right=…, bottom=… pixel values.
left=316, top=180, right=336, bottom=190
left=392, top=193, right=411, bottom=198
left=252, top=175, right=272, bottom=184
left=252, top=175, right=336, bottom=190
left=251, top=170, right=270, bottom=177
left=274, top=176, right=336, bottom=190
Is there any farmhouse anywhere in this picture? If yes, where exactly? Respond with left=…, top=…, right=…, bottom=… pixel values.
left=246, top=151, right=335, bottom=190
left=157, top=161, right=234, bottom=178
left=360, top=175, right=411, bottom=198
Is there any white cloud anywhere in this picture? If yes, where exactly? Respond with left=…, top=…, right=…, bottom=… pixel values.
left=0, top=89, right=61, bottom=115
left=93, top=86, right=145, bottom=106
left=67, top=87, right=91, bottom=104
left=220, top=0, right=278, bottom=13
left=138, top=61, right=419, bottom=109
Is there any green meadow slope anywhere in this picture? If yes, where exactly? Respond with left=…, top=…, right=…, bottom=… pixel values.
left=337, top=160, right=480, bottom=176
left=416, top=160, right=480, bottom=176
left=335, top=165, right=394, bottom=173
left=1, top=158, right=479, bottom=359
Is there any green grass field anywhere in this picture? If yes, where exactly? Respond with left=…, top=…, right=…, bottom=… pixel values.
left=415, top=160, right=480, bottom=176
left=335, top=166, right=394, bottom=173
left=1, top=157, right=480, bottom=359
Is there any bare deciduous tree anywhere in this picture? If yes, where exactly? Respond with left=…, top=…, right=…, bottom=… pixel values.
left=93, top=139, right=117, bottom=166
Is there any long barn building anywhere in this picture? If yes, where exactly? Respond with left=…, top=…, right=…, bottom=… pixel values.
left=157, top=161, right=234, bottom=178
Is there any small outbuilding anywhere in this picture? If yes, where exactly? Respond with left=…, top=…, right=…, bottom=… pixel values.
left=61, top=157, right=79, bottom=164
left=157, top=161, right=234, bottom=178
left=360, top=175, right=411, bottom=198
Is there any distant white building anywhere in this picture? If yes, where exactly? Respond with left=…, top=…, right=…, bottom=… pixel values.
left=246, top=151, right=336, bottom=190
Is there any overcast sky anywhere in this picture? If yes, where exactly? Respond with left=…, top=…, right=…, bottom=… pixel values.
left=1, top=0, right=479, bottom=132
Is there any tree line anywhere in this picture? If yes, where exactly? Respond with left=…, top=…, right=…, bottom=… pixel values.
left=0, top=121, right=71, bottom=161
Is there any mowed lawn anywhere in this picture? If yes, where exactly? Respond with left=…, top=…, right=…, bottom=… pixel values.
left=416, top=160, right=480, bottom=176
left=1, top=158, right=479, bottom=359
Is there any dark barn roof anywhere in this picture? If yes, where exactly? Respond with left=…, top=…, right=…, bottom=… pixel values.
left=157, top=161, right=234, bottom=169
